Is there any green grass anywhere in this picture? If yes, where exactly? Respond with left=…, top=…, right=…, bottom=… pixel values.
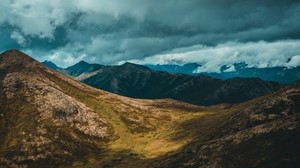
left=0, top=69, right=251, bottom=167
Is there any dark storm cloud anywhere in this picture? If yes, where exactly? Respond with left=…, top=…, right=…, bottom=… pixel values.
left=0, top=0, right=300, bottom=68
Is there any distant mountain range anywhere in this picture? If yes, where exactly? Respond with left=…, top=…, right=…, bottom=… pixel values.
left=146, top=63, right=300, bottom=84
left=146, top=63, right=200, bottom=75
left=1, top=50, right=204, bottom=167
left=2, top=50, right=300, bottom=167
left=43, top=61, right=284, bottom=106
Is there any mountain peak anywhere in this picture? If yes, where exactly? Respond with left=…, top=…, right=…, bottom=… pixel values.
left=77, top=60, right=89, bottom=65
left=1, top=49, right=30, bottom=59
left=121, top=62, right=152, bottom=71
left=64, top=60, right=104, bottom=77
left=1, top=50, right=298, bottom=167
left=2, top=49, right=22, bottom=54
left=123, top=62, right=137, bottom=66
left=42, top=60, right=61, bottom=70
left=66, top=60, right=90, bottom=70
left=0, top=49, right=38, bottom=70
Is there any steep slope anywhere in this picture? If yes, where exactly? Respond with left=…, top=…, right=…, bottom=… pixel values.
left=64, top=60, right=105, bottom=77
left=1, top=50, right=299, bottom=168
left=0, top=50, right=201, bottom=167
left=0, top=50, right=115, bottom=167
left=149, top=83, right=300, bottom=168
left=42, top=60, right=61, bottom=71
left=81, top=62, right=283, bottom=105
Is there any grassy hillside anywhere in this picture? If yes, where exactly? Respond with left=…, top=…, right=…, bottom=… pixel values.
left=1, top=50, right=299, bottom=167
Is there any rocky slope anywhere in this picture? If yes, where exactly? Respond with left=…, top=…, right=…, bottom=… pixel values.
left=150, top=83, right=300, bottom=168
left=0, top=50, right=196, bottom=167
left=0, top=50, right=115, bottom=167
left=1, top=50, right=299, bottom=167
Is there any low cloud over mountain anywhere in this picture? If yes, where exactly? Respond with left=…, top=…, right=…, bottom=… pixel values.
left=1, top=0, right=300, bottom=69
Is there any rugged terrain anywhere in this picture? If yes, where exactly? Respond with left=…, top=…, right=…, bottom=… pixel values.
left=150, top=83, right=300, bottom=167
left=44, top=61, right=284, bottom=106
left=146, top=63, right=300, bottom=84
left=1, top=50, right=300, bottom=167
left=0, top=50, right=195, bottom=167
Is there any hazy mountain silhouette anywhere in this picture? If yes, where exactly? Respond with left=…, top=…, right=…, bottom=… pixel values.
left=146, top=63, right=300, bottom=84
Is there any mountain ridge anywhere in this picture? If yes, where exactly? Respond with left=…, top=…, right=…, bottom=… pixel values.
left=146, top=63, right=300, bottom=84
left=45, top=60, right=300, bottom=84
left=1, top=49, right=300, bottom=167
left=52, top=61, right=284, bottom=106
left=0, top=50, right=207, bottom=167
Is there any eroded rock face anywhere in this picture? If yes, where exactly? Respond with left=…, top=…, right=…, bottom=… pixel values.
left=3, top=72, right=112, bottom=139
left=1, top=72, right=114, bottom=167
left=226, top=86, right=300, bottom=134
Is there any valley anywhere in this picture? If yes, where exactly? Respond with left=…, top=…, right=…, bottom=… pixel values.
left=0, top=50, right=299, bottom=167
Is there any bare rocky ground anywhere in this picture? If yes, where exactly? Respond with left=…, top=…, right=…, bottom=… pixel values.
left=149, top=83, right=300, bottom=168
left=0, top=50, right=299, bottom=168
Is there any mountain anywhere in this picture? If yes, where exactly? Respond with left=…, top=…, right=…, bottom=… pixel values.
left=0, top=50, right=113, bottom=167
left=1, top=50, right=300, bottom=167
left=79, top=62, right=284, bottom=106
left=42, top=60, right=61, bottom=70
left=213, top=63, right=300, bottom=84
left=0, top=50, right=200, bottom=167
left=151, top=82, right=300, bottom=168
left=146, top=63, right=300, bottom=84
left=145, top=63, right=200, bottom=75
left=42, top=61, right=286, bottom=106
left=64, top=60, right=105, bottom=77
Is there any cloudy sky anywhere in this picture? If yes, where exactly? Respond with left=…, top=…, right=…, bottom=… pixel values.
left=1, top=0, right=300, bottom=72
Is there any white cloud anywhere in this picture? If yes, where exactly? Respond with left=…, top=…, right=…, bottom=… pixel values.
left=83, top=36, right=176, bottom=64
left=128, top=40, right=300, bottom=73
left=1, top=0, right=74, bottom=38
left=87, top=37, right=117, bottom=55
left=74, top=0, right=149, bottom=20
left=44, top=51, right=87, bottom=68
left=223, top=64, right=236, bottom=72
left=10, top=30, right=27, bottom=46
left=0, top=0, right=150, bottom=39
left=286, top=55, right=300, bottom=68
left=1, top=0, right=299, bottom=69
